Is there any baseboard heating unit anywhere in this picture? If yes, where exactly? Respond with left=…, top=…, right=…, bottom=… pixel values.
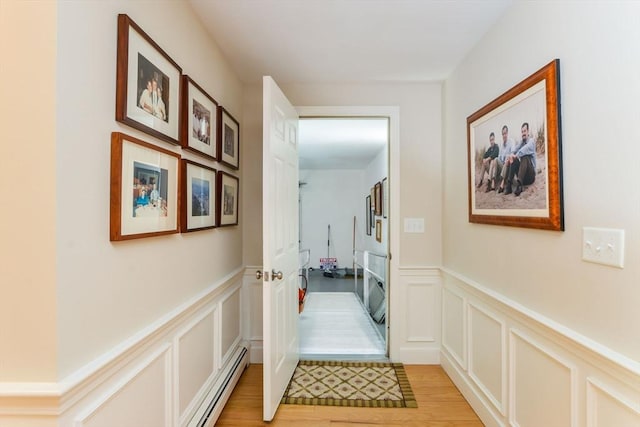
left=188, top=345, right=248, bottom=427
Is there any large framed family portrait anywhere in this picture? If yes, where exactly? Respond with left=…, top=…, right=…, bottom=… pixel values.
left=115, top=14, right=182, bottom=145
left=467, top=59, right=564, bottom=231
left=110, top=132, right=180, bottom=241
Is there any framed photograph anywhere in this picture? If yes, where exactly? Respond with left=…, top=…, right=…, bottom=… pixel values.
left=217, top=107, right=240, bottom=169
left=181, top=159, right=217, bottom=232
left=467, top=59, right=563, bottom=231
left=110, top=132, right=180, bottom=241
left=115, top=14, right=182, bottom=145
left=370, top=187, right=375, bottom=209
left=382, top=177, right=388, bottom=218
left=180, top=76, right=218, bottom=159
left=374, top=181, right=382, bottom=216
left=375, top=220, right=382, bottom=243
left=365, top=195, right=372, bottom=236
left=217, top=171, right=239, bottom=226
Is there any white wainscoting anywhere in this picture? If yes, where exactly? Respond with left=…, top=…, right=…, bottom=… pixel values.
left=0, top=268, right=248, bottom=427
left=244, top=266, right=264, bottom=363
left=390, top=267, right=441, bottom=364
left=441, top=268, right=640, bottom=427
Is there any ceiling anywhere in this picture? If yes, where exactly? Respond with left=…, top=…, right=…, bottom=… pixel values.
left=298, top=118, right=388, bottom=169
left=188, top=0, right=513, bottom=168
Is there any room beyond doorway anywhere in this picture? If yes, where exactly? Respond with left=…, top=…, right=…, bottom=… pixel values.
left=298, top=116, right=389, bottom=358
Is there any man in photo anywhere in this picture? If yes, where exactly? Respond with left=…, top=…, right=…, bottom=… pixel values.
left=495, top=125, right=515, bottom=193
left=476, top=132, right=499, bottom=192
left=504, top=122, right=536, bottom=196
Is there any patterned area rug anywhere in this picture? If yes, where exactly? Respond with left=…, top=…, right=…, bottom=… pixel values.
left=281, top=360, right=417, bottom=408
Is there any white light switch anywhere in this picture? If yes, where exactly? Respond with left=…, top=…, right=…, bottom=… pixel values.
left=582, top=227, right=625, bottom=268
left=404, top=218, right=425, bottom=233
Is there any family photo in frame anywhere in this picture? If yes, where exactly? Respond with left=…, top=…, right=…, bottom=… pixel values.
left=110, top=132, right=180, bottom=241
left=116, top=14, right=182, bottom=145
left=467, top=59, right=563, bottom=231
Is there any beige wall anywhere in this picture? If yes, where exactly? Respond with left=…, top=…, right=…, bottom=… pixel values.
left=54, top=0, right=243, bottom=379
left=0, top=0, right=58, bottom=382
left=443, top=1, right=640, bottom=362
left=242, top=82, right=442, bottom=268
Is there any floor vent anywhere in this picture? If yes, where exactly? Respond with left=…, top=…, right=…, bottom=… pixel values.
left=188, top=346, right=248, bottom=427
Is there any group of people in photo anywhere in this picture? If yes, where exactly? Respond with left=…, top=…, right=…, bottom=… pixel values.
left=476, top=122, right=537, bottom=197
left=138, top=75, right=167, bottom=121
left=133, top=176, right=166, bottom=217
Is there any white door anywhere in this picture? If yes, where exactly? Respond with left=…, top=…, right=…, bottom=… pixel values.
left=262, top=76, right=299, bottom=421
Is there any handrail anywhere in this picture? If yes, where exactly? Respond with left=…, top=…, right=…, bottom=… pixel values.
left=299, top=249, right=311, bottom=285
left=353, top=249, right=387, bottom=312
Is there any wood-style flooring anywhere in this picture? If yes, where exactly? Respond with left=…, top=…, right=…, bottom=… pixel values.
left=215, top=364, right=484, bottom=426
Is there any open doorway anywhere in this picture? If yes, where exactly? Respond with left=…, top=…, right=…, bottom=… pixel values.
left=297, top=117, right=389, bottom=359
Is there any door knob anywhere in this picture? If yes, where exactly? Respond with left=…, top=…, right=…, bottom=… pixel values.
left=272, top=270, right=283, bottom=280
left=256, top=270, right=263, bottom=280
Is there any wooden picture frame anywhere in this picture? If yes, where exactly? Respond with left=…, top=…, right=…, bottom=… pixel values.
left=180, top=75, right=218, bottom=159
left=382, top=177, right=388, bottom=218
left=115, top=14, right=182, bottom=145
left=375, top=219, right=382, bottom=243
left=467, top=59, right=563, bottom=231
left=365, top=195, right=372, bottom=236
left=216, top=171, right=239, bottom=226
left=217, top=107, right=240, bottom=169
left=110, top=132, right=180, bottom=241
left=374, top=181, right=382, bottom=216
left=180, top=159, right=216, bottom=232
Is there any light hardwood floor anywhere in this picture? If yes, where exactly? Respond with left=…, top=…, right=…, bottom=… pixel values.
left=215, top=364, right=484, bottom=426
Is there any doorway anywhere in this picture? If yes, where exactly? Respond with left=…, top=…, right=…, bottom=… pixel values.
left=297, top=116, right=389, bottom=359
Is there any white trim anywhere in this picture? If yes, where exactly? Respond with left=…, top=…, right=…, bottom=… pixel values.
left=441, top=267, right=640, bottom=377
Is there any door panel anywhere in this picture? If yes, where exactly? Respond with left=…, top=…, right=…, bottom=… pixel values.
left=262, top=76, right=299, bottom=421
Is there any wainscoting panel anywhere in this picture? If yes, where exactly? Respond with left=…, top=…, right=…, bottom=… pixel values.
left=175, top=308, right=217, bottom=419
left=442, top=285, right=466, bottom=369
left=76, top=345, right=171, bottom=427
left=441, top=268, right=640, bottom=427
left=220, top=287, right=242, bottom=366
left=244, top=267, right=264, bottom=363
left=509, top=329, right=576, bottom=427
left=468, top=303, right=506, bottom=416
left=391, top=267, right=441, bottom=363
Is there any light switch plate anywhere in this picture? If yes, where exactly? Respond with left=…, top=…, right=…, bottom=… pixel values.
left=404, top=218, right=425, bottom=233
left=582, top=227, right=625, bottom=268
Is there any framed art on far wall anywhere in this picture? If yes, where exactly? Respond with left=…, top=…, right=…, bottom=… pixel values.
left=115, top=14, right=182, bottom=145
left=180, top=75, right=218, bottom=159
left=365, top=195, right=372, bottom=236
left=375, top=219, right=382, bottom=243
left=382, top=177, right=388, bottom=218
left=217, top=107, right=240, bottom=169
left=110, top=132, right=180, bottom=241
left=180, top=159, right=216, bottom=232
left=374, top=181, right=382, bottom=216
left=217, top=171, right=239, bottom=226
left=467, top=59, right=563, bottom=231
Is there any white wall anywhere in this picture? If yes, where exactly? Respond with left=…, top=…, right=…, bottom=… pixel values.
left=442, top=2, right=640, bottom=425
left=299, top=169, right=364, bottom=268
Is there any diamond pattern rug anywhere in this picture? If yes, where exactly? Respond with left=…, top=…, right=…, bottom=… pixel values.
left=281, top=360, right=417, bottom=408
